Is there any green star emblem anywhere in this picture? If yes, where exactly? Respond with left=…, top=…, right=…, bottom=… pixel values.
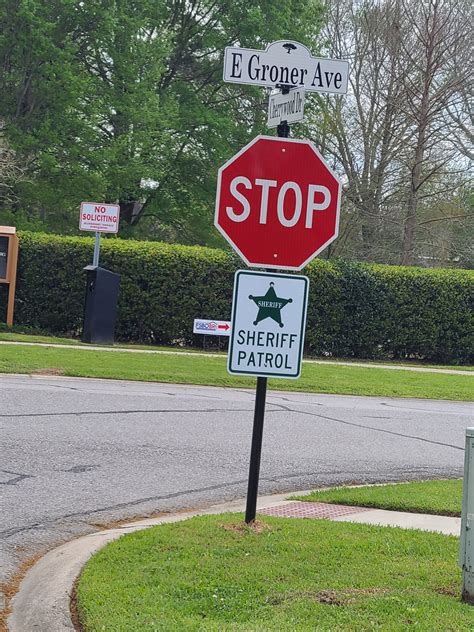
left=249, top=282, right=292, bottom=327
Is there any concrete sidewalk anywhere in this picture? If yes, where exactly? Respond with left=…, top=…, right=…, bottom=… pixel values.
left=1, top=340, right=472, bottom=375
left=7, top=492, right=461, bottom=632
left=260, top=500, right=460, bottom=535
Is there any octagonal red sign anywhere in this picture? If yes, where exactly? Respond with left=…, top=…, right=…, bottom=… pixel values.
left=215, top=135, right=341, bottom=270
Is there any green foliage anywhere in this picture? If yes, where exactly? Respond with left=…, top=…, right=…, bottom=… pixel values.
left=13, top=232, right=473, bottom=363
left=0, top=208, right=47, bottom=232
left=0, top=0, right=324, bottom=244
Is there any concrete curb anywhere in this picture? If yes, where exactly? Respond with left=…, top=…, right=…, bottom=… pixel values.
left=7, top=492, right=300, bottom=632
left=8, top=491, right=461, bottom=632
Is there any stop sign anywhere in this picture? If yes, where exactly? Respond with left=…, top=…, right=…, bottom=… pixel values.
left=215, top=135, right=341, bottom=270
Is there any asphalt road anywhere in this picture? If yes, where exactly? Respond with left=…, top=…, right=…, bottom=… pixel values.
left=0, top=374, right=471, bottom=600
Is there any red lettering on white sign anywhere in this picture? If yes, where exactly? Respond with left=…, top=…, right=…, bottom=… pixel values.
left=79, top=202, right=120, bottom=233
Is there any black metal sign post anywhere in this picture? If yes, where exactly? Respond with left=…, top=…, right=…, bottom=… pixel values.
left=244, top=375, right=268, bottom=522
left=244, top=88, right=290, bottom=524
left=221, top=46, right=344, bottom=524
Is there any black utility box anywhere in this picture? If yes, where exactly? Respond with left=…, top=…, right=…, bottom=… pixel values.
left=82, top=266, right=120, bottom=344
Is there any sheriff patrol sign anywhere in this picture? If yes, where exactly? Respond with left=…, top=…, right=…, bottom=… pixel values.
left=228, top=270, right=309, bottom=378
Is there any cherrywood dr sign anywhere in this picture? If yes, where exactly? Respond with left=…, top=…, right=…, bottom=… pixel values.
left=214, top=135, right=341, bottom=270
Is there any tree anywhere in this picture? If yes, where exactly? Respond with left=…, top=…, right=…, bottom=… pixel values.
left=307, top=0, right=411, bottom=262
left=308, top=0, right=473, bottom=266
left=0, top=0, right=324, bottom=244
left=0, top=122, right=27, bottom=208
left=399, top=0, right=472, bottom=265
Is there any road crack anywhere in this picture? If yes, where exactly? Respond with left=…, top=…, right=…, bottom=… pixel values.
left=0, top=470, right=33, bottom=486
left=266, top=404, right=464, bottom=451
left=0, top=478, right=249, bottom=539
left=0, top=407, right=258, bottom=419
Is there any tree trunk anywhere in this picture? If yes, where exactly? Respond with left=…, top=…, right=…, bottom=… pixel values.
left=400, top=0, right=436, bottom=265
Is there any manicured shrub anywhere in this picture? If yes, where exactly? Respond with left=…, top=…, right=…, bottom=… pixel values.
left=12, top=232, right=474, bottom=363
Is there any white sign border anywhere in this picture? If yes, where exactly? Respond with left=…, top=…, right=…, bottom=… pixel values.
left=228, top=270, right=309, bottom=379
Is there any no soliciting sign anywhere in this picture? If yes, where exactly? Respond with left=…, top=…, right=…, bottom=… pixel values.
left=79, top=202, right=120, bottom=233
left=228, top=270, right=309, bottom=379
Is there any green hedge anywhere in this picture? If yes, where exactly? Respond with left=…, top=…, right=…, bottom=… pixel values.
left=11, top=231, right=474, bottom=364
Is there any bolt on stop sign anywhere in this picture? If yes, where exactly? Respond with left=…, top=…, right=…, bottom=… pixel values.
left=215, top=135, right=341, bottom=270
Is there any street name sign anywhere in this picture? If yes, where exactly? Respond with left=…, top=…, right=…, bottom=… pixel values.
left=80, top=202, right=120, bottom=234
left=193, top=319, right=231, bottom=336
left=215, top=135, right=341, bottom=270
left=267, top=87, right=305, bottom=128
left=223, top=40, right=348, bottom=94
left=228, top=270, right=309, bottom=379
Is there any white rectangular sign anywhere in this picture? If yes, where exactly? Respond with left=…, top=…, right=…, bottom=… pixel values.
left=223, top=40, right=349, bottom=95
left=193, top=319, right=231, bottom=337
left=228, top=270, right=309, bottom=379
left=267, top=88, right=305, bottom=128
left=79, top=202, right=120, bottom=234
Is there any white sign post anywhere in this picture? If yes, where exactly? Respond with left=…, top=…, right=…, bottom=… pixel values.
left=79, top=202, right=120, bottom=267
left=267, top=88, right=305, bottom=128
left=223, top=40, right=349, bottom=94
left=228, top=270, right=309, bottom=379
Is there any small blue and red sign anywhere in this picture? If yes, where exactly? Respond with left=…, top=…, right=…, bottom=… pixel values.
left=193, top=319, right=231, bottom=336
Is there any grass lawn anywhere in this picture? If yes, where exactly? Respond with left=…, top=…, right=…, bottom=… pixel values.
left=76, top=514, right=472, bottom=631
left=0, top=331, right=216, bottom=353
left=295, top=480, right=463, bottom=517
left=0, top=343, right=472, bottom=400
left=0, top=331, right=472, bottom=370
